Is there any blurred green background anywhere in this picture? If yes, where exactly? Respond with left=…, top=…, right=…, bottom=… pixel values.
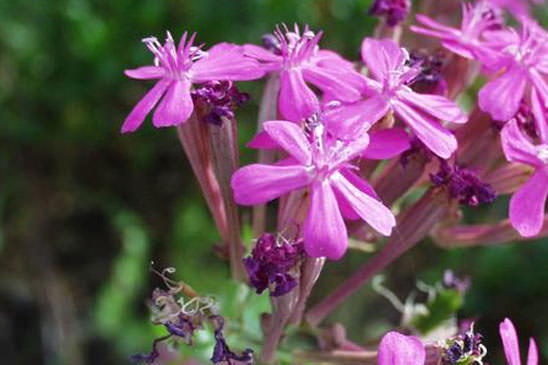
left=1, top=0, right=547, bottom=363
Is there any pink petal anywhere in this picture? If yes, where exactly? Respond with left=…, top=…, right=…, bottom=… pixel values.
left=500, top=318, right=522, bottom=365
left=332, top=132, right=371, bottom=165
left=399, top=91, right=467, bottom=124
left=441, top=40, right=475, bottom=59
left=530, top=88, right=548, bottom=143
left=340, top=168, right=378, bottom=199
left=304, top=181, right=348, bottom=260
left=315, top=50, right=356, bottom=69
left=124, top=66, right=165, bottom=80
left=378, top=332, right=426, bottom=365
left=231, top=164, right=311, bottom=205
left=333, top=188, right=360, bottom=220
left=121, top=78, right=170, bottom=133
left=501, top=120, right=544, bottom=168
left=509, top=170, right=548, bottom=237
left=278, top=68, right=319, bottom=121
left=192, top=48, right=264, bottom=82
left=302, top=65, right=363, bottom=102
left=247, top=130, right=279, bottom=149
left=333, top=168, right=379, bottom=221
left=206, top=42, right=242, bottom=55
left=414, top=14, right=461, bottom=35
left=331, top=172, right=395, bottom=236
left=530, top=68, right=548, bottom=108
left=527, top=338, right=538, bottom=365
left=243, top=44, right=282, bottom=64
left=263, top=121, right=312, bottom=164
left=392, top=100, right=457, bottom=159
left=478, top=64, right=528, bottom=121
left=361, top=38, right=405, bottom=81
left=410, top=25, right=456, bottom=40
left=363, top=128, right=411, bottom=160
left=324, top=95, right=390, bottom=139
left=152, top=79, right=193, bottom=127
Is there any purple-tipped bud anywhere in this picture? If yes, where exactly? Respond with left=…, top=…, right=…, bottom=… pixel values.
left=442, top=270, right=471, bottom=295
left=243, top=233, right=304, bottom=297
left=261, top=33, right=282, bottom=55
left=430, top=161, right=496, bottom=206
left=192, top=81, right=250, bottom=126
left=368, top=0, right=411, bottom=27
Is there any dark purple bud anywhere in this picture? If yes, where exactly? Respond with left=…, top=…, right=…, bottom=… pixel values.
left=430, top=161, right=496, bottom=206
left=243, top=233, right=304, bottom=297
left=210, top=315, right=254, bottom=364
left=369, top=0, right=411, bottom=27
left=192, top=81, right=250, bottom=126
left=262, top=34, right=282, bottom=55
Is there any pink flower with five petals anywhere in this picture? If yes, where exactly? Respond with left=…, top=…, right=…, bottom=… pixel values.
left=231, top=120, right=396, bottom=260
left=244, top=24, right=366, bottom=121
left=122, top=32, right=264, bottom=133
left=324, top=38, right=467, bottom=159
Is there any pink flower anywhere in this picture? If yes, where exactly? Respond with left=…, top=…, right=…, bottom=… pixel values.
left=122, top=32, right=264, bottom=133
left=231, top=121, right=397, bottom=260
left=244, top=24, right=365, bottom=121
left=477, top=20, right=548, bottom=122
left=501, top=120, right=548, bottom=237
left=500, top=318, right=538, bottom=365
left=377, top=331, right=425, bottom=365
left=325, top=38, right=467, bottom=159
left=411, top=1, right=504, bottom=59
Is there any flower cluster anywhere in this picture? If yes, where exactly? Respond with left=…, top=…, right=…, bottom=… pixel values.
left=121, top=1, right=548, bottom=362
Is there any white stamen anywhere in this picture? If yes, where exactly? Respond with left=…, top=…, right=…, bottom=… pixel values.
left=537, top=145, right=548, bottom=164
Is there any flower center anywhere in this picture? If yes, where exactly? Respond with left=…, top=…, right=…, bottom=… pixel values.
left=272, top=24, right=321, bottom=69
left=537, top=145, right=548, bottom=164
left=143, top=32, right=207, bottom=80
